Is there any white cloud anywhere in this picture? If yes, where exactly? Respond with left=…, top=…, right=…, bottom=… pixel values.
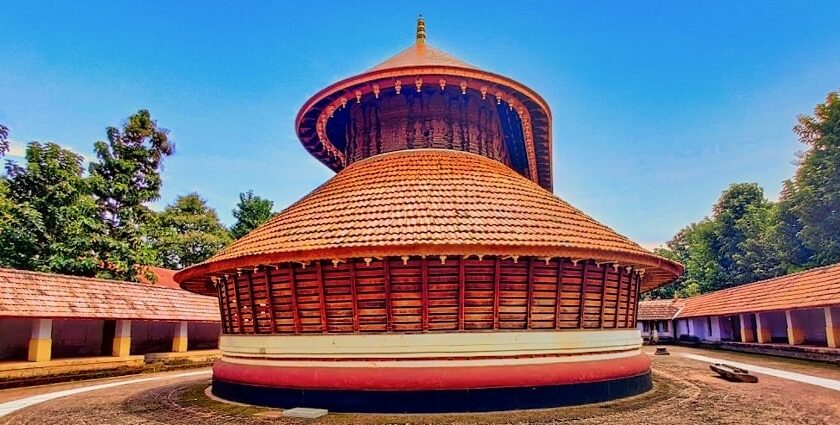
left=4, top=139, right=93, bottom=164
left=6, top=139, right=26, bottom=158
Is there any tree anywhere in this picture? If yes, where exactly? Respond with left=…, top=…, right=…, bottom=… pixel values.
left=88, top=110, right=174, bottom=280
left=781, top=90, right=840, bottom=266
left=230, top=190, right=275, bottom=239
left=0, top=142, right=103, bottom=274
left=0, top=124, right=8, bottom=157
left=151, top=193, right=232, bottom=269
left=711, top=183, right=782, bottom=287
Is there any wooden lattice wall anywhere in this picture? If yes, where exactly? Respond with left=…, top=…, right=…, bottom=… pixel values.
left=215, top=256, right=641, bottom=335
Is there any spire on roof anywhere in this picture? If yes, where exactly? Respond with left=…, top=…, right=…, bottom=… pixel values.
left=416, top=15, right=426, bottom=46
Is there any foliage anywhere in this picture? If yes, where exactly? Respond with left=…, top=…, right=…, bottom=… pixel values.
left=781, top=90, right=840, bottom=266
left=88, top=110, right=174, bottom=280
left=230, top=190, right=275, bottom=239
left=0, top=142, right=103, bottom=275
left=653, top=90, right=840, bottom=299
left=150, top=193, right=232, bottom=269
left=0, top=124, right=8, bottom=157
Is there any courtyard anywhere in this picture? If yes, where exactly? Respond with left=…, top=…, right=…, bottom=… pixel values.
left=0, top=346, right=837, bottom=424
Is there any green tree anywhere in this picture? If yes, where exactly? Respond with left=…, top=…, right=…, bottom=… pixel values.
left=151, top=193, right=232, bottom=269
left=711, top=183, right=782, bottom=287
left=88, top=110, right=174, bottom=280
left=782, top=90, right=840, bottom=266
left=0, top=142, right=103, bottom=274
left=230, top=190, right=275, bottom=239
left=0, top=124, right=8, bottom=157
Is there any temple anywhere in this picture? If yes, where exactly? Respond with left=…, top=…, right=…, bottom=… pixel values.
left=175, top=17, right=683, bottom=412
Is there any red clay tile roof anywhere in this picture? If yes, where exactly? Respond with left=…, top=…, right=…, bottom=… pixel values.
left=137, top=266, right=180, bottom=289
left=677, top=262, right=840, bottom=318
left=176, top=149, right=682, bottom=293
left=0, top=268, right=219, bottom=322
left=369, top=44, right=476, bottom=71
left=637, top=299, right=685, bottom=321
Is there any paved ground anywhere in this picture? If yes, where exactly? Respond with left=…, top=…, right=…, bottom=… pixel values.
left=0, top=346, right=838, bottom=424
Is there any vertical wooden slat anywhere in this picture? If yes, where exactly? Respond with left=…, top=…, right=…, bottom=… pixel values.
left=578, top=262, right=589, bottom=329
left=421, top=257, right=429, bottom=332
left=383, top=257, right=392, bottom=332
left=623, top=268, right=634, bottom=328
left=526, top=257, right=535, bottom=329
left=218, top=278, right=233, bottom=334
left=245, top=271, right=261, bottom=334
left=349, top=259, right=359, bottom=333
left=315, top=261, right=328, bottom=333
left=614, top=266, right=624, bottom=329
left=264, top=268, right=277, bottom=334
left=632, top=273, right=641, bottom=324
left=214, top=279, right=226, bottom=334
left=231, top=275, right=245, bottom=334
left=599, top=265, right=608, bottom=328
left=493, top=256, right=501, bottom=330
left=222, top=277, right=233, bottom=334
left=288, top=265, right=301, bottom=335
left=458, top=256, right=466, bottom=331
left=554, top=260, right=565, bottom=329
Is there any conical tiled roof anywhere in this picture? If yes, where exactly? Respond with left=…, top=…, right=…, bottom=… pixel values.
left=176, top=150, right=682, bottom=292
left=368, top=44, right=476, bottom=71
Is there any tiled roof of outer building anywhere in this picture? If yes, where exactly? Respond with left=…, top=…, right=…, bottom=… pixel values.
left=0, top=268, right=219, bottom=322
left=637, top=299, right=685, bottom=321
left=677, top=262, right=840, bottom=318
left=137, top=266, right=180, bottom=289
left=176, top=149, right=683, bottom=294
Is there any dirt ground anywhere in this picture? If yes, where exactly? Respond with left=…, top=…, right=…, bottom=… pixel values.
left=1, top=346, right=839, bottom=424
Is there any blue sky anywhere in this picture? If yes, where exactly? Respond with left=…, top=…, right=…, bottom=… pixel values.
left=2, top=1, right=839, bottom=248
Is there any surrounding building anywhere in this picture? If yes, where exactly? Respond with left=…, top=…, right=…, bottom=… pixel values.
left=638, top=262, right=840, bottom=357
left=637, top=298, right=684, bottom=341
left=175, top=17, right=683, bottom=412
left=0, top=268, right=220, bottom=380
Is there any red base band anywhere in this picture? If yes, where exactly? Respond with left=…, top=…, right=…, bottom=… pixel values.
left=213, top=354, right=650, bottom=391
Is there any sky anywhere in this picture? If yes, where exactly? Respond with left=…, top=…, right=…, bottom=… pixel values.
left=1, top=1, right=839, bottom=249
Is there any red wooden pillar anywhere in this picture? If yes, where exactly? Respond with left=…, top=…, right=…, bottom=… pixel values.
left=214, top=279, right=227, bottom=334
left=578, top=262, right=589, bottom=328
left=288, top=265, right=302, bottom=335
left=458, top=257, right=466, bottom=331
left=349, top=260, right=359, bottom=332
left=421, top=257, right=429, bottom=332
left=492, top=257, right=501, bottom=330
left=613, top=266, right=624, bottom=328
left=525, top=257, right=535, bottom=329
left=555, top=260, right=565, bottom=329
left=598, top=265, right=608, bottom=328
left=623, top=268, right=634, bottom=327
left=231, top=275, right=245, bottom=334
left=315, top=261, right=328, bottom=333
left=264, top=267, right=278, bottom=334
left=245, top=270, right=261, bottom=333
left=383, top=258, right=393, bottom=332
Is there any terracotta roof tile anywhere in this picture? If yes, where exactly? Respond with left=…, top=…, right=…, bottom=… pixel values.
left=368, top=44, right=476, bottom=71
left=137, top=266, right=180, bottom=289
left=637, top=299, right=685, bottom=321
left=677, top=262, right=840, bottom=318
left=0, top=268, right=219, bottom=322
left=176, top=150, right=682, bottom=292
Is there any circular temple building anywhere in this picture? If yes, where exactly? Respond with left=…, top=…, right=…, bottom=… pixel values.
left=176, top=17, right=683, bottom=413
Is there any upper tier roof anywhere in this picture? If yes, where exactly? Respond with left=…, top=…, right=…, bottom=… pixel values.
left=368, top=43, right=476, bottom=71
left=176, top=149, right=682, bottom=293
left=295, top=17, right=554, bottom=191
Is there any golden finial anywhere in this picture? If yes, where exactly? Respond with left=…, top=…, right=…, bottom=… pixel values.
left=416, top=14, right=426, bottom=46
